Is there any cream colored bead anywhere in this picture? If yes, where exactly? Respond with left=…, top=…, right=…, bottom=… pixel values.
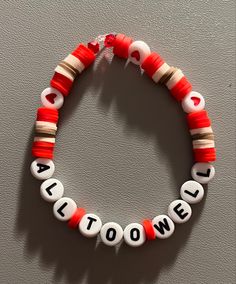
left=152, top=63, right=170, bottom=83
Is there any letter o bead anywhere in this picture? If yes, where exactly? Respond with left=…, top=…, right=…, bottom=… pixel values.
left=100, top=222, right=123, bottom=246
left=30, top=158, right=55, bottom=180
left=123, top=223, right=146, bottom=247
left=152, top=215, right=175, bottom=239
left=53, top=197, right=77, bottom=221
left=168, top=200, right=192, bottom=224
left=79, top=213, right=102, bottom=238
left=40, top=178, right=64, bottom=202
left=180, top=180, right=204, bottom=204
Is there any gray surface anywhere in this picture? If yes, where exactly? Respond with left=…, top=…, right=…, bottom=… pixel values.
left=0, top=1, right=235, bottom=283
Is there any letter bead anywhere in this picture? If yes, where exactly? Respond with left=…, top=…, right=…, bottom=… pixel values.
left=79, top=213, right=102, bottom=238
left=168, top=200, right=192, bottom=224
left=100, top=222, right=123, bottom=246
left=30, top=158, right=55, bottom=180
left=53, top=197, right=77, bottom=221
left=152, top=215, right=175, bottom=239
left=182, top=91, right=205, bottom=113
left=123, top=223, right=146, bottom=247
left=180, top=180, right=204, bottom=204
left=128, top=41, right=151, bottom=65
left=40, top=178, right=64, bottom=202
left=41, top=87, right=64, bottom=109
left=191, top=162, right=215, bottom=184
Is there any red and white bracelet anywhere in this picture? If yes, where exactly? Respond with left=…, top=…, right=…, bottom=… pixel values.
left=30, top=33, right=216, bottom=247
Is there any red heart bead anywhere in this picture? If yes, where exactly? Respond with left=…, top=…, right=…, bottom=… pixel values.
left=131, top=50, right=140, bottom=61
left=46, top=93, right=57, bottom=104
left=191, top=96, right=200, bottom=106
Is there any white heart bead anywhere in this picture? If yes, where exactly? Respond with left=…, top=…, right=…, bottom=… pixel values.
left=181, top=91, right=205, bottom=113
left=53, top=197, right=77, bottom=221
left=40, top=178, right=64, bottom=202
left=41, top=87, right=64, bottom=109
left=168, top=200, right=192, bottom=224
left=100, top=222, right=123, bottom=246
left=30, top=158, right=55, bottom=180
left=79, top=213, right=102, bottom=238
left=191, top=162, right=215, bottom=184
left=180, top=180, right=204, bottom=204
left=123, top=223, right=146, bottom=247
left=128, top=40, right=151, bottom=65
left=152, top=215, right=175, bottom=239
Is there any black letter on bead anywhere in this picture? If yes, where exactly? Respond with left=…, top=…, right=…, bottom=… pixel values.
left=37, top=163, right=50, bottom=173
left=174, top=203, right=189, bottom=220
left=87, top=217, right=97, bottom=230
left=196, top=169, right=210, bottom=177
left=45, top=182, right=57, bottom=196
left=106, top=228, right=116, bottom=241
left=130, top=228, right=140, bottom=241
left=57, top=202, right=68, bottom=217
left=153, top=218, right=170, bottom=235
left=184, top=189, right=199, bottom=198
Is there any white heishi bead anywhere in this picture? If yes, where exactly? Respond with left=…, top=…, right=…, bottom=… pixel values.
left=40, top=178, right=64, bottom=202
left=30, top=158, right=55, bottom=180
left=152, top=215, right=175, bottom=239
left=100, top=222, right=123, bottom=246
left=182, top=91, right=205, bottom=113
left=152, top=63, right=170, bottom=83
left=53, top=197, right=77, bottom=221
left=191, top=162, right=215, bottom=184
left=79, top=213, right=102, bottom=238
left=123, top=223, right=146, bottom=247
left=41, top=87, right=64, bottom=109
left=168, top=200, right=192, bottom=224
left=180, top=180, right=204, bottom=204
left=128, top=41, right=151, bottom=65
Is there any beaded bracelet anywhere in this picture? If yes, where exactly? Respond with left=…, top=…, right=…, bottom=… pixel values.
left=30, top=33, right=216, bottom=247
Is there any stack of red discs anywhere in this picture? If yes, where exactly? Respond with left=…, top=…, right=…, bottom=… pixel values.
left=141, top=52, right=165, bottom=78
left=113, top=33, right=133, bottom=59
left=32, top=108, right=59, bottom=159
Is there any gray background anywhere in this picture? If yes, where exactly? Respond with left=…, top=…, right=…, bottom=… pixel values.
left=0, top=1, right=235, bottom=283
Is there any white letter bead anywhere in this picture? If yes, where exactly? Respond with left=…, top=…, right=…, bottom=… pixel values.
left=181, top=91, right=205, bottom=113
left=40, top=178, right=64, bottom=202
left=30, top=158, right=55, bottom=180
left=79, top=213, right=102, bottom=238
left=191, top=162, right=215, bottom=184
left=168, top=200, right=192, bottom=224
left=180, top=180, right=204, bottom=204
left=152, top=215, right=175, bottom=239
left=41, top=87, right=64, bottom=109
left=53, top=197, right=77, bottom=221
left=123, top=223, right=146, bottom=247
left=128, top=41, right=151, bottom=65
left=100, top=222, right=123, bottom=246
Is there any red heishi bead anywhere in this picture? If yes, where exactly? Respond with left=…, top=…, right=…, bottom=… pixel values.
left=104, top=34, right=116, bottom=47
left=113, top=33, right=133, bottom=59
left=141, top=52, right=165, bottom=78
left=170, top=76, right=192, bottom=101
left=194, top=148, right=216, bottom=162
left=88, top=41, right=100, bottom=54
left=68, top=208, right=86, bottom=229
left=143, top=219, right=156, bottom=240
left=32, top=141, right=55, bottom=159
left=72, top=44, right=96, bottom=68
left=50, top=72, right=73, bottom=97
left=187, top=110, right=211, bottom=129
left=37, top=107, right=59, bottom=124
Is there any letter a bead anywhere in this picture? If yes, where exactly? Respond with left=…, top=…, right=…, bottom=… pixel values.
left=123, top=223, right=146, bottom=247
left=100, top=222, right=123, bottom=246
left=79, top=213, right=102, bottom=238
left=30, top=158, right=55, bottom=180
